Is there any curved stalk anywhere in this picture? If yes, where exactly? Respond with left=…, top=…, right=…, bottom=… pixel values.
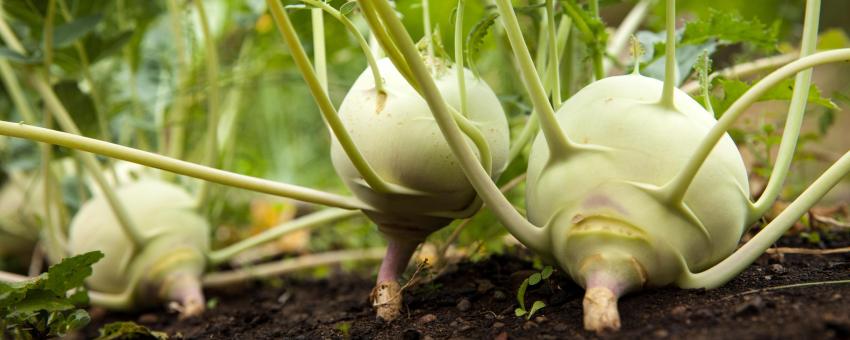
left=202, top=247, right=387, bottom=288
left=455, top=0, right=468, bottom=117
left=749, top=0, right=821, bottom=219
left=357, top=0, right=418, bottom=88
left=194, top=0, right=222, bottom=208
left=299, top=0, right=384, bottom=93
left=494, top=0, right=575, bottom=158
left=207, top=209, right=361, bottom=265
left=604, top=0, right=653, bottom=74
left=363, top=0, right=547, bottom=251
left=659, top=0, right=677, bottom=108
left=662, top=48, right=850, bottom=203
left=0, top=121, right=369, bottom=210
left=266, top=0, right=412, bottom=195
left=678, top=149, right=850, bottom=289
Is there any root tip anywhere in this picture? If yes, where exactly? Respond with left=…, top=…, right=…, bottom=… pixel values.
left=371, top=280, right=402, bottom=322
left=583, top=286, right=621, bottom=334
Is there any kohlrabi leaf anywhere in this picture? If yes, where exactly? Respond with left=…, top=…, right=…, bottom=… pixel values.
left=816, top=28, right=850, bottom=50
left=680, top=9, right=779, bottom=51
left=559, top=0, right=608, bottom=58
left=465, top=11, right=499, bottom=77
left=711, top=77, right=839, bottom=118
left=642, top=38, right=716, bottom=86
left=53, top=14, right=103, bottom=48
left=95, top=321, right=169, bottom=340
left=0, top=251, right=104, bottom=339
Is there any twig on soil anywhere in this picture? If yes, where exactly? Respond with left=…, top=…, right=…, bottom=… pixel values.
left=813, top=215, right=850, bottom=229
left=720, top=279, right=850, bottom=300
left=202, top=247, right=386, bottom=288
left=765, top=246, right=850, bottom=255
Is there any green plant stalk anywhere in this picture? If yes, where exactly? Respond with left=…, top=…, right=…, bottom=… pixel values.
left=207, top=209, right=361, bottom=265
left=364, top=0, right=547, bottom=251
left=662, top=48, right=850, bottom=203
left=588, top=0, right=603, bottom=79
left=312, top=8, right=328, bottom=92
left=454, top=0, right=468, bottom=117
left=266, top=0, right=411, bottom=195
left=299, top=0, right=384, bottom=93
left=0, top=121, right=369, bottom=210
left=559, top=0, right=603, bottom=80
left=165, top=0, right=190, bottom=161
left=357, top=0, right=418, bottom=88
left=203, top=247, right=386, bottom=288
left=534, top=6, right=549, bottom=78
left=44, top=0, right=56, bottom=70
left=41, top=1, right=66, bottom=255
left=604, top=0, right=653, bottom=74
left=678, top=149, right=850, bottom=288
left=194, top=0, right=222, bottom=208
left=659, top=0, right=676, bottom=108
left=115, top=0, right=149, bottom=150
left=494, top=0, right=574, bottom=158
left=749, top=0, right=820, bottom=219
left=546, top=0, right=561, bottom=108
left=423, top=0, right=434, bottom=63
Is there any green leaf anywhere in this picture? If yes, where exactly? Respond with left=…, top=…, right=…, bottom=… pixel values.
left=95, top=321, right=169, bottom=340
left=711, top=77, right=839, bottom=118
left=516, top=279, right=529, bottom=310
left=528, top=273, right=542, bottom=286
left=528, top=300, right=546, bottom=319
left=0, top=47, right=42, bottom=64
left=541, top=266, right=553, bottom=280
left=339, top=2, right=358, bottom=16
left=45, top=251, right=104, bottom=295
left=465, top=12, right=499, bottom=77
left=53, top=15, right=103, bottom=48
left=681, top=9, right=778, bottom=51
left=515, top=308, right=527, bottom=317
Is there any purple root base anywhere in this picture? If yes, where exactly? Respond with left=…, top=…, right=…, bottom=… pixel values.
left=371, top=237, right=421, bottom=322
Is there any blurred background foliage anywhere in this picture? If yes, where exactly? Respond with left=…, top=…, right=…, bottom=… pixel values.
left=0, top=0, right=848, bottom=275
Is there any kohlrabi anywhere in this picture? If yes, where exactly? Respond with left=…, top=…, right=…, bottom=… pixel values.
left=358, top=0, right=850, bottom=333
left=0, top=172, right=42, bottom=259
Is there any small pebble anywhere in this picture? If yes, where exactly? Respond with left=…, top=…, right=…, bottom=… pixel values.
left=671, top=305, right=688, bottom=319
left=418, top=314, right=437, bottom=324
left=522, top=321, right=538, bottom=330
left=493, top=322, right=505, bottom=328
left=769, top=263, right=786, bottom=274
left=654, top=329, right=669, bottom=338
left=493, top=290, right=507, bottom=300
left=457, top=298, right=472, bottom=312
left=534, top=316, right=547, bottom=324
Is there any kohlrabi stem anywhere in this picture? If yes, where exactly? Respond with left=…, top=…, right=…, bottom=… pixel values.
left=365, top=0, right=548, bottom=251
left=165, top=0, right=190, bottom=160
left=678, top=149, right=850, bottom=289
left=749, top=0, right=821, bottom=220
left=455, top=0, right=468, bottom=117
left=312, top=8, right=328, bottom=92
left=207, top=209, right=361, bottom=265
left=680, top=52, right=799, bottom=94
left=423, top=0, right=434, bottom=63
left=0, top=121, right=369, bottom=210
left=266, top=0, right=406, bottom=195
left=494, top=0, right=575, bottom=158
left=299, top=0, right=384, bottom=93
left=663, top=48, right=850, bottom=204
left=194, top=0, right=222, bottom=208
left=534, top=6, right=549, bottom=77
left=559, top=0, right=603, bottom=80
left=546, top=0, right=561, bottom=107
left=659, top=0, right=677, bottom=109
left=202, top=247, right=387, bottom=288
left=604, top=0, right=653, bottom=74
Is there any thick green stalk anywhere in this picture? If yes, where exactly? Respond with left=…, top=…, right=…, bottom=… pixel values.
left=193, top=0, right=221, bottom=208
left=312, top=8, right=328, bottom=92
left=454, top=0, right=468, bottom=117
left=266, top=0, right=407, bottom=195
left=663, top=48, right=850, bottom=203
left=365, top=0, right=547, bottom=251
left=559, top=0, right=603, bottom=80
left=0, top=120, right=368, bottom=210
left=749, top=0, right=820, bottom=219
left=299, top=0, right=384, bottom=93
left=494, top=0, right=574, bottom=158
left=357, top=0, right=418, bottom=88
left=678, top=149, right=850, bottom=289
left=659, top=0, right=676, bottom=108
left=546, top=0, right=561, bottom=107
left=423, top=0, right=434, bottom=63
left=208, top=209, right=361, bottom=265
left=165, top=0, right=190, bottom=160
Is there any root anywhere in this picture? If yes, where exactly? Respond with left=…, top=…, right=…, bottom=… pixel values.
left=583, top=286, right=621, bottom=333
left=371, top=280, right=402, bottom=322
left=162, top=273, right=205, bottom=319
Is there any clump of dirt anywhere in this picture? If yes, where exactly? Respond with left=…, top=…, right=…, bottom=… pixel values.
left=83, top=231, right=850, bottom=339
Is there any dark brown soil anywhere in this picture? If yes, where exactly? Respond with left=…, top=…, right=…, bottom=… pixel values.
left=83, top=232, right=850, bottom=340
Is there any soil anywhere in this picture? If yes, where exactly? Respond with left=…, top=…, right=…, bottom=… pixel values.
left=83, top=231, right=850, bottom=340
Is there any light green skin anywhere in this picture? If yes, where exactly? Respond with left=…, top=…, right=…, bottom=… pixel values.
left=68, top=180, right=209, bottom=307
left=330, top=58, right=510, bottom=240
left=0, top=172, right=43, bottom=258
left=526, top=75, right=751, bottom=288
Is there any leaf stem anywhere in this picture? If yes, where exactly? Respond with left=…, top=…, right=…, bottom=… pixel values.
left=659, top=0, right=676, bottom=108
left=604, top=0, right=653, bottom=74
left=312, top=8, right=328, bottom=92
left=208, top=209, right=361, bottom=265
left=0, top=120, right=369, bottom=210
left=193, top=0, right=222, bottom=208
left=546, top=0, right=561, bottom=107
left=165, top=0, right=190, bottom=160
left=663, top=48, right=850, bottom=204
left=455, top=0, right=468, bottom=117
left=423, top=0, right=434, bottom=63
